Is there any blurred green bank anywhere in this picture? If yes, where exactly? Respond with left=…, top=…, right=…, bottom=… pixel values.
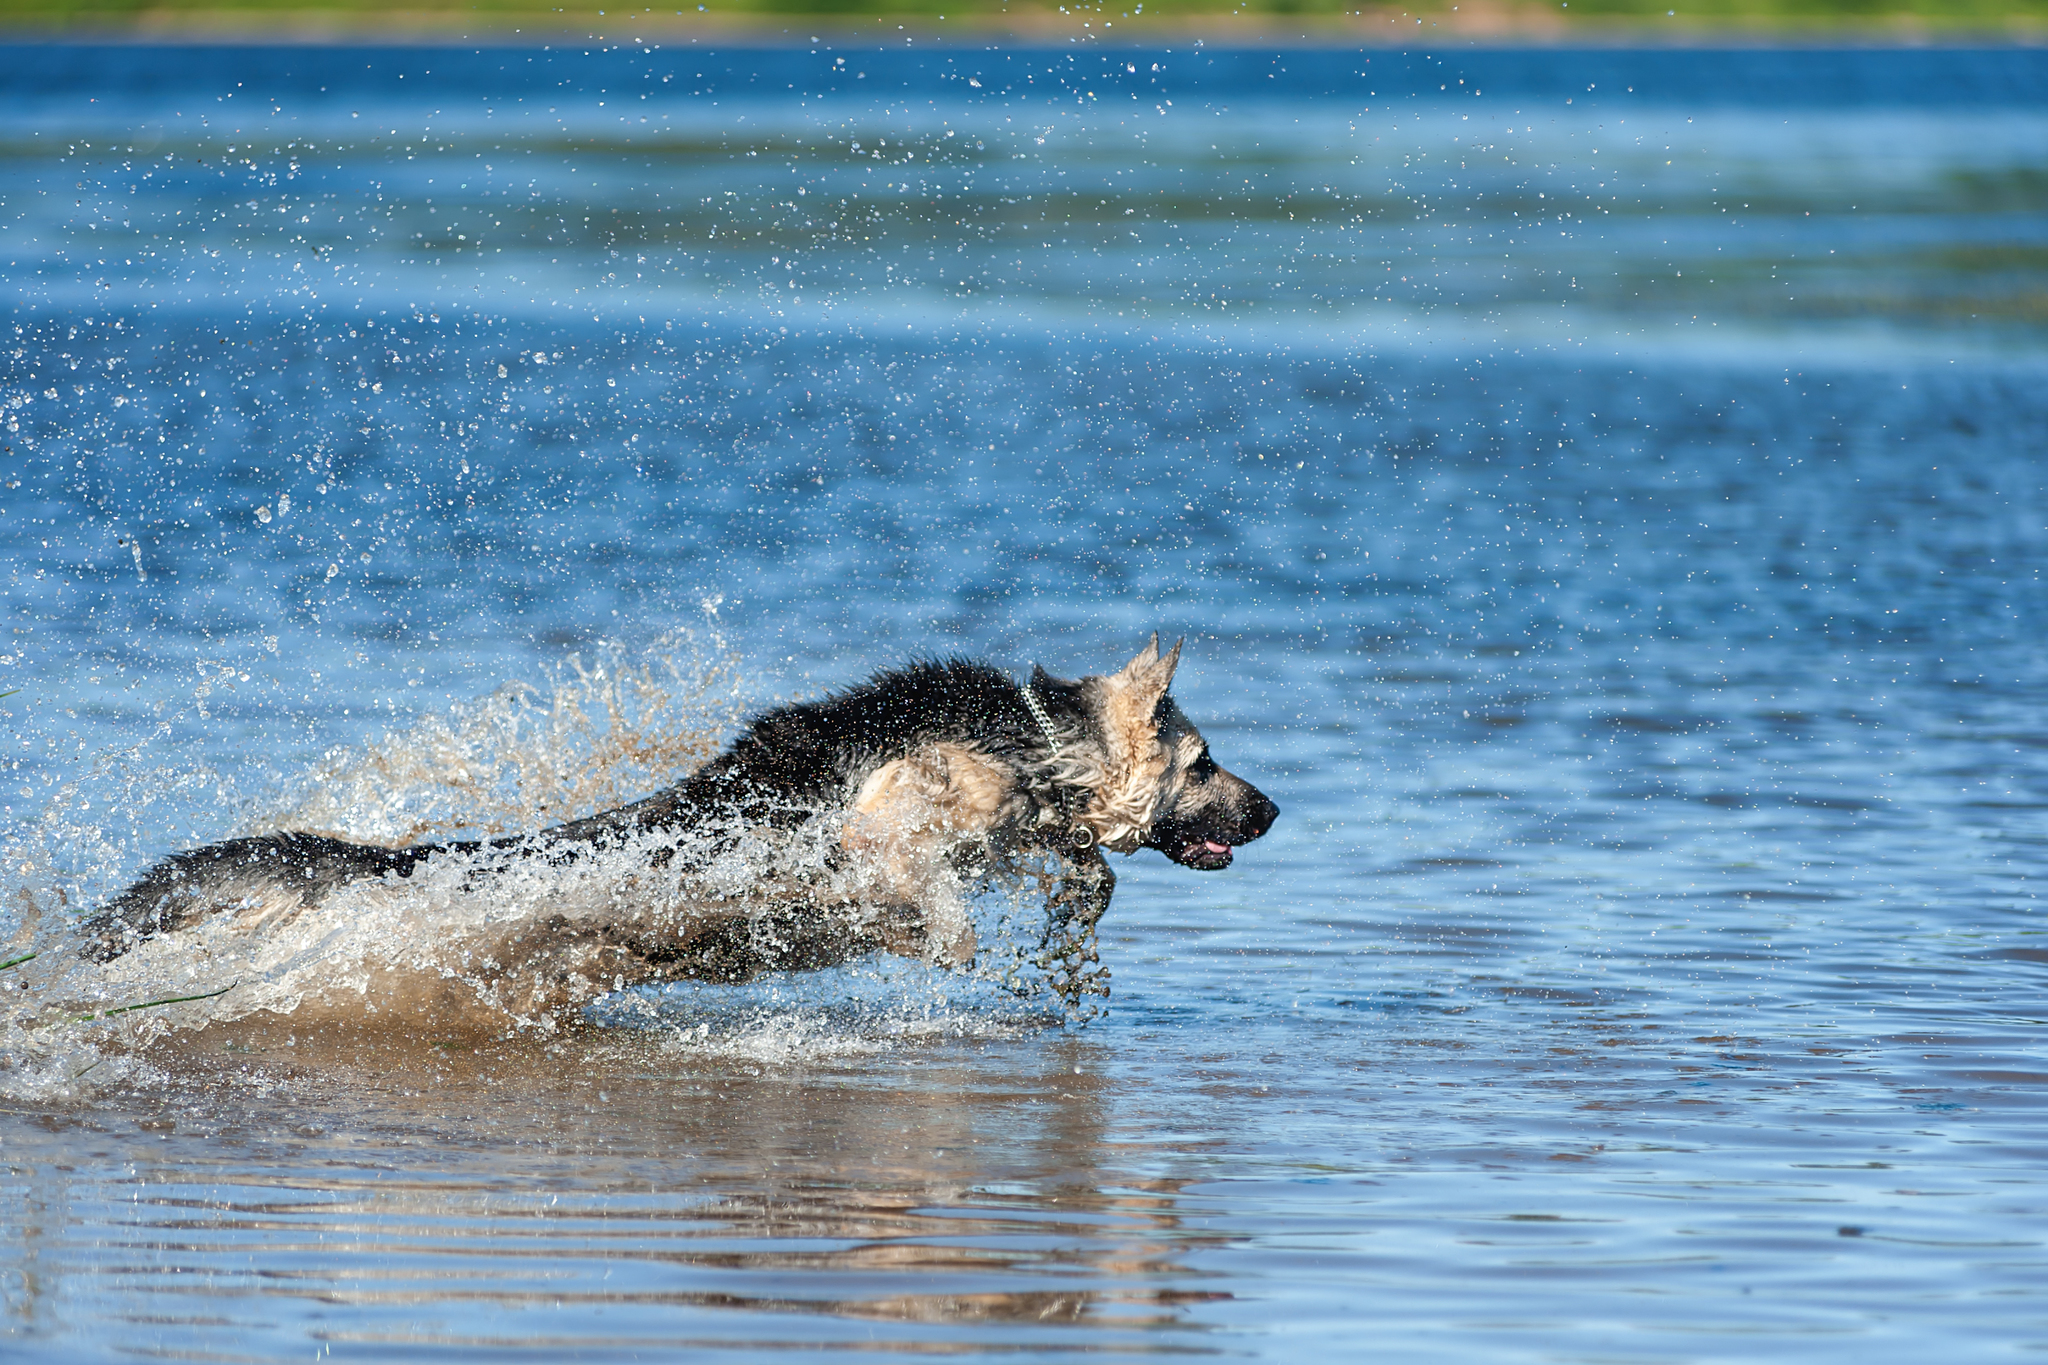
left=0, top=0, right=2043, bottom=38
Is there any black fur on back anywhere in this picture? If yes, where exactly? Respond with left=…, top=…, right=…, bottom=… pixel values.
left=691, top=658, right=1055, bottom=809
left=539, top=657, right=1083, bottom=844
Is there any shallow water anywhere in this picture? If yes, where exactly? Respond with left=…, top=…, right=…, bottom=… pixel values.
left=3, top=41, right=2047, bottom=1361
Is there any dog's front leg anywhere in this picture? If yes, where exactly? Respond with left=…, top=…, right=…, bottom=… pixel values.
left=1047, top=845, right=1116, bottom=933
left=1033, top=846, right=1115, bottom=1010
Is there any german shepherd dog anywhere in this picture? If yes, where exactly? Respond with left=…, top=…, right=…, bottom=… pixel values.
left=82, top=637, right=1277, bottom=1022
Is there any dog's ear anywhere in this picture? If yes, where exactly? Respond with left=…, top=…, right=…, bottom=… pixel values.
left=1093, top=638, right=1185, bottom=795
left=1157, top=636, right=1183, bottom=690
left=1115, top=634, right=1182, bottom=701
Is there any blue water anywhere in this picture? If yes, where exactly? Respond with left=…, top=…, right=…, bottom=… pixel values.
left=2, top=40, right=2047, bottom=1362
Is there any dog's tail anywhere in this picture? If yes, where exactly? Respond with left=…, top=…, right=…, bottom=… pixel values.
left=81, top=831, right=457, bottom=964
left=80, top=783, right=740, bottom=965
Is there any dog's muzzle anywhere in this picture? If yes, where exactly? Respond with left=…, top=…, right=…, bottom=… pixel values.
left=1156, top=787, right=1279, bottom=872
left=1177, top=839, right=1237, bottom=871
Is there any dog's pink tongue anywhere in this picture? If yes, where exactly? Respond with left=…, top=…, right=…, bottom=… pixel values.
left=1203, top=840, right=1231, bottom=855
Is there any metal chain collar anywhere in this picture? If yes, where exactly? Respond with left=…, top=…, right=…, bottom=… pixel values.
left=1020, top=681, right=1063, bottom=756
left=1021, top=682, right=1096, bottom=850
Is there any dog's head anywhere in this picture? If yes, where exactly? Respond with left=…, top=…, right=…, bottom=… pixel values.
left=1032, top=636, right=1278, bottom=869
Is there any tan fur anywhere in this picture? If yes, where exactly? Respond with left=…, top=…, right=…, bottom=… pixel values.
left=227, top=884, right=318, bottom=938
left=840, top=741, right=1018, bottom=964
left=1069, top=636, right=1182, bottom=853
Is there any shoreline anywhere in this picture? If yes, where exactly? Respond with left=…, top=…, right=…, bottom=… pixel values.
left=0, top=10, right=2043, bottom=47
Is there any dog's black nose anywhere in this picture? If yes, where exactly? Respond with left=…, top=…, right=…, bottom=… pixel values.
left=1245, top=790, right=1279, bottom=841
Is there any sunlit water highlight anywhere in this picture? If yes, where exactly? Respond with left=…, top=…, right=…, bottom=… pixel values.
left=1, top=41, right=2046, bottom=1362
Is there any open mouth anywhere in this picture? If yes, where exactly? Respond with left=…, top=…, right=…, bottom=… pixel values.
left=1179, top=839, right=1234, bottom=871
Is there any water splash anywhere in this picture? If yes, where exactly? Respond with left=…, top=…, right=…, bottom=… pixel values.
left=0, top=635, right=1099, bottom=1097
left=256, top=629, right=743, bottom=847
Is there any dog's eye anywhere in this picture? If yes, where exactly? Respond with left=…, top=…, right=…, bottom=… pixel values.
left=1188, top=750, right=1219, bottom=782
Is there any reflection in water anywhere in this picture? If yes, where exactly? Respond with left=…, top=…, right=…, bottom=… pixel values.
left=7, top=980, right=2046, bottom=1358
left=2, top=1026, right=1233, bottom=1354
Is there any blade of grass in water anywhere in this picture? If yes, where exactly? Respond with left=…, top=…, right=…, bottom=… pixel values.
left=67, top=981, right=238, bottom=1024
left=0, top=953, right=37, bottom=972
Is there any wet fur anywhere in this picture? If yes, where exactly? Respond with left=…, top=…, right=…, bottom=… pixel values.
left=84, top=639, right=1278, bottom=1019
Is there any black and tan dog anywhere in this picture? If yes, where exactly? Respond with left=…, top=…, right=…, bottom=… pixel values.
left=83, top=637, right=1277, bottom=1022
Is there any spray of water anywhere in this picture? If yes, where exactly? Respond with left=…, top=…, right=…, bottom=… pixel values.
left=256, top=631, right=743, bottom=847
left=0, top=634, right=1099, bottom=1098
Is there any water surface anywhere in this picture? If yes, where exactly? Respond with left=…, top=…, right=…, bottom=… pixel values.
left=2, top=42, right=2046, bottom=1362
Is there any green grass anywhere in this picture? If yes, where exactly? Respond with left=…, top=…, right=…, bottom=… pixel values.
left=0, top=0, right=2043, bottom=31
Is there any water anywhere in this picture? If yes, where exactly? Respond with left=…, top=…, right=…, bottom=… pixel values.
left=3, top=40, right=2047, bottom=1361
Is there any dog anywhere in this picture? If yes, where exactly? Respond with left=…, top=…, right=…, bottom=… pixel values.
left=81, top=637, right=1277, bottom=1024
